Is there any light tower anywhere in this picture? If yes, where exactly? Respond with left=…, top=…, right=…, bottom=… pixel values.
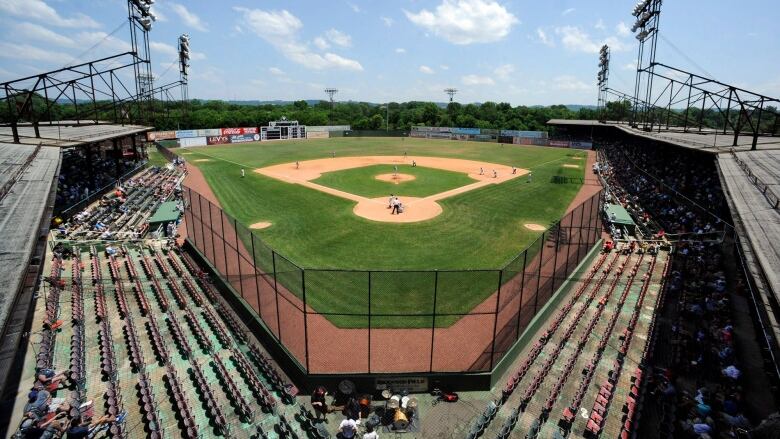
left=444, top=88, right=458, bottom=103
left=324, top=88, right=338, bottom=109
left=127, top=0, right=157, bottom=120
left=629, top=0, right=662, bottom=129
left=178, top=34, right=190, bottom=103
left=597, top=45, right=610, bottom=123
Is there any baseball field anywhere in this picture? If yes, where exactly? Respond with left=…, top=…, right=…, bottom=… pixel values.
left=178, top=137, right=587, bottom=328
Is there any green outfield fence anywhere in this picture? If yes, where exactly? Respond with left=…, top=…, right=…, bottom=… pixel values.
left=181, top=183, right=604, bottom=375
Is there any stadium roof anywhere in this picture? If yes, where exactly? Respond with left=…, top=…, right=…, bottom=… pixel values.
left=0, top=142, right=60, bottom=335
left=547, top=120, right=780, bottom=153
left=717, top=150, right=780, bottom=342
left=0, top=122, right=151, bottom=148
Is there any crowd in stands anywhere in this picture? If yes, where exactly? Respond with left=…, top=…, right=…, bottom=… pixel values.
left=54, top=165, right=184, bottom=241
left=54, top=149, right=141, bottom=211
left=597, top=140, right=729, bottom=239
left=596, top=139, right=780, bottom=438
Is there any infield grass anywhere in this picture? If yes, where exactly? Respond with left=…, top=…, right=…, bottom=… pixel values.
left=312, top=164, right=477, bottom=198
left=181, top=137, right=587, bottom=328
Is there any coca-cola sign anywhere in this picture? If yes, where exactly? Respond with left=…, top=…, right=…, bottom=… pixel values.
left=221, top=127, right=259, bottom=135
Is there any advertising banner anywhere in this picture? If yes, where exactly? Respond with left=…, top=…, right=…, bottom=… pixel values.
left=146, top=130, right=176, bottom=141
left=197, top=128, right=221, bottom=137
left=175, top=129, right=198, bottom=139
left=570, top=141, right=593, bottom=149
left=221, top=127, right=259, bottom=136
left=480, top=129, right=499, bottom=136
left=229, top=133, right=261, bottom=143
left=307, top=125, right=351, bottom=132
left=500, top=130, right=547, bottom=138
left=549, top=140, right=571, bottom=148
left=451, top=127, right=480, bottom=135
left=519, top=137, right=534, bottom=145
left=178, top=137, right=207, bottom=148
left=532, top=138, right=549, bottom=146
left=207, top=135, right=231, bottom=145
left=307, top=131, right=329, bottom=139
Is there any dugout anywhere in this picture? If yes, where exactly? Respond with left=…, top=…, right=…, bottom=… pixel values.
left=147, top=201, right=180, bottom=233
left=603, top=203, right=636, bottom=234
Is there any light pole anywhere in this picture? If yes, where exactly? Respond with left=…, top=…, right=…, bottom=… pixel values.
left=381, top=104, right=389, bottom=132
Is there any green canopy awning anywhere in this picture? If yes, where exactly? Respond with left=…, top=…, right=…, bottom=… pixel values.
left=604, top=203, right=635, bottom=227
left=147, top=201, right=180, bottom=225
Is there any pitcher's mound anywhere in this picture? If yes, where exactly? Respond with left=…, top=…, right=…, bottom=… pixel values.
left=250, top=221, right=272, bottom=229
left=375, top=173, right=416, bottom=184
left=524, top=223, right=546, bottom=231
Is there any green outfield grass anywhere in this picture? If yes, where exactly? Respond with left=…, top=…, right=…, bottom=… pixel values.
left=311, top=164, right=477, bottom=198
left=180, top=137, right=587, bottom=328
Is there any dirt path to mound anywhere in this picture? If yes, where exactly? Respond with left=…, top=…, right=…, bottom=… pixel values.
left=256, top=156, right=527, bottom=223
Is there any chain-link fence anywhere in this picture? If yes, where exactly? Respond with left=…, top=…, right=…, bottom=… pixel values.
left=183, top=185, right=604, bottom=375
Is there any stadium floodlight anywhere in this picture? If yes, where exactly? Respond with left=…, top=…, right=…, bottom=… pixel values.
left=139, top=16, right=153, bottom=31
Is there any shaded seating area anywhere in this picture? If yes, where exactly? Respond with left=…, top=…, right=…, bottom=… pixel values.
left=55, top=166, right=184, bottom=241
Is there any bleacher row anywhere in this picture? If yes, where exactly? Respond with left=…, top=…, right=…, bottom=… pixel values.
left=463, top=242, right=669, bottom=439
left=57, top=166, right=184, bottom=241
left=13, top=242, right=302, bottom=439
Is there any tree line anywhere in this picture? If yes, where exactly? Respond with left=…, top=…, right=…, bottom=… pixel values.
left=1, top=94, right=775, bottom=134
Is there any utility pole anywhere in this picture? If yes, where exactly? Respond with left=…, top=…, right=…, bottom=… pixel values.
left=444, top=88, right=457, bottom=103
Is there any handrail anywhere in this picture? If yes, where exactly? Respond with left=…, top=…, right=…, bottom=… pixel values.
left=730, top=148, right=780, bottom=209
left=0, top=142, right=42, bottom=202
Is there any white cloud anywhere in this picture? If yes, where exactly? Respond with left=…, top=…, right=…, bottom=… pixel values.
left=12, top=22, right=75, bottom=47
left=537, top=28, right=554, bottom=47
left=169, top=3, right=208, bottom=32
left=348, top=2, right=360, bottom=13
left=419, top=65, right=435, bottom=74
left=269, top=67, right=284, bottom=75
left=150, top=41, right=177, bottom=57
left=404, top=0, right=518, bottom=45
left=151, top=6, right=167, bottom=22
left=616, top=22, right=631, bottom=37
left=0, top=42, right=73, bottom=64
left=622, top=62, right=637, bottom=71
left=595, top=19, right=606, bottom=31
left=551, top=75, right=591, bottom=91
left=325, top=29, right=352, bottom=47
left=234, top=7, right=363, bottom=71
left=0, top=0, right=100, bottom=28
left=381, top=16, right=394, bottom=27
left=555, top=26, right=629, bottom=53
left=313, top=36, right=330, bottom=50
left=562, top=8, right=576, bottom=16
left=73, top=31, right=132, bottom=55
left=395, top=48, right=406, bottom=54
left=494, top=64, right=514, bottom=80
left=462, top=74, right=495, bottom=85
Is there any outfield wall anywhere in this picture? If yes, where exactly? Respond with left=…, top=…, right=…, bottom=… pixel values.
left=181, top=184, right=604, bottom=377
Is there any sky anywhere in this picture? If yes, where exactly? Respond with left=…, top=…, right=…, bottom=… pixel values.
left=0, top=0, right=777, bottom=106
